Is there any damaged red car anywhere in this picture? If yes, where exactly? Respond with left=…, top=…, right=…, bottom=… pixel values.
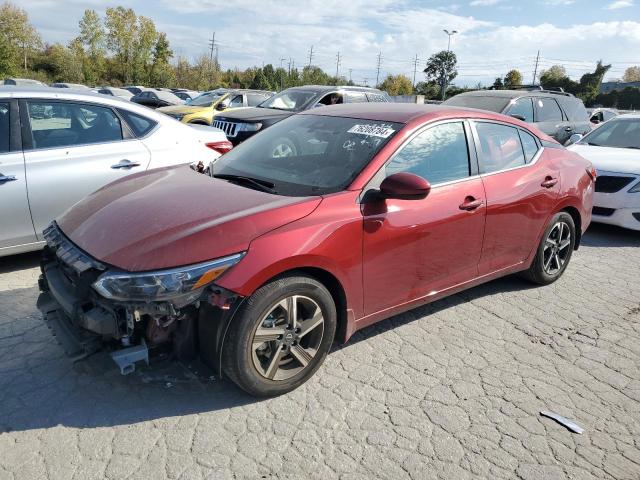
left=37, top=104, right=594, bottom=396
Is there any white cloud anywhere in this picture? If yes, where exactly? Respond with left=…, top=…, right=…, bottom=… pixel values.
left=470, top=0, right=501, bottom=5
left=606, top=0, right=635, bottom=9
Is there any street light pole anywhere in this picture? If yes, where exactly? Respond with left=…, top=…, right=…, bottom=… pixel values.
left=442, top=29, right=458, bottom=100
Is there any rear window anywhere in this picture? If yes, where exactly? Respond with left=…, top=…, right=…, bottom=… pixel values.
left=444, top=95, right=511, bottom=113
left=117, top=109, right=157, bottom=137
left=558, top=97, right=589, bottom=122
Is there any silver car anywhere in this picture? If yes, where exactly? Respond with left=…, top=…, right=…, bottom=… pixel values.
left=0, top=87, right=229, bottom=257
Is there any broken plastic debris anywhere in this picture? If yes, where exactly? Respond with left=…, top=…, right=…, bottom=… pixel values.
left=540, top=410, right=584, bottom=434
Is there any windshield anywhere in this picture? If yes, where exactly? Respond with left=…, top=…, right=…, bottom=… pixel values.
left=187, top=91, right=226, bottom=107
left=444, top=95, right=511, bottom=113
left=211, top=114, right=402, bottom=196
left=579, top=117, right=640, bottom=149
left=257, top=90, right=318, bottom=111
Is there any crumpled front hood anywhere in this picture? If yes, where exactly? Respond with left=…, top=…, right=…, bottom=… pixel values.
left=568, top=144, right=640, bottom=175
left=57, top=166, right=321, bottom=272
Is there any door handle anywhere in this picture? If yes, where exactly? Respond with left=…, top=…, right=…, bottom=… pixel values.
left=459, top=197, right=483, bottom=211
left=541, top=176, right=558, bottom=188
left=111, top=160, right=141, bottom=169
left=0, top=174, right=17, bottom=183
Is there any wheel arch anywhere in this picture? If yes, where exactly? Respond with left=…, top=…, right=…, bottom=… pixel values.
left=560, top=205, right=582, bottom=249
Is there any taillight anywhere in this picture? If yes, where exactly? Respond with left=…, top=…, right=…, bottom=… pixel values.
left=586, top=166, right=597, bottom=181
left=205, top=140, right=233, bottom=155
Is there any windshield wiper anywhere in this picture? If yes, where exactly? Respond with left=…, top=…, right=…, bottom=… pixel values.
left=213, top=173, right=277, bottom=194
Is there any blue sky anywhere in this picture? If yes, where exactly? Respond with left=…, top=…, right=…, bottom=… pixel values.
left=20, top=0, right=640, bottom=86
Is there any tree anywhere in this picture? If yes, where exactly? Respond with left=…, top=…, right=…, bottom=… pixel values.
left=149, top=32, right=173, bottom=87
left=250, top=68, right=272, bottom=90
left=414, top=81, right=440, bottom=99
left=105, top=6, right=137, bottom=83
left=78, top=9, right=105, bottom=84
left=492, top=77, right=504, bottom=89
left=423, top=50, right=457, bottom=99
left=578, top=60, right=611, bottom=105
left=503, top=69, right=523, bottom=88
left=133, top=16, right=157, bottom=84
left=379, top=74, right=413, bottom=96
left=622, top=66, right=640, bottom=83
left=540, top=65, right=566, bottom=84
left=0, top=2, right=41, bottom=71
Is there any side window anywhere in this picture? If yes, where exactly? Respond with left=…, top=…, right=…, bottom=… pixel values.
left=518, top=130, right=539, bottom=163
left=318, top=93, right=343, bottom=106
left=26, top=101, right=123, bottom=149
left=229, top=95, right=244, bottom=107
left=247, top=93, right=267, bottom=107
left=0, top=102, right=9, bottom=153
left=346, top=92, right=367, bottom=103
left=507, top=97, right=533, bottom=122
left=475, top=122, right=525, bottom=173
left=536, top=98, right=563, bottom=122
left=117, top=109, right=157, bottom=137
left=366, top=92, right=388, bottom=102
left=385, top=122, right=470, bottom=184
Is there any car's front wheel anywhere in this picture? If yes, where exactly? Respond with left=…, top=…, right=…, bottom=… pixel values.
left=523, top=212, right=576, bottom=285
left=222, top=275, right=336, bottom=396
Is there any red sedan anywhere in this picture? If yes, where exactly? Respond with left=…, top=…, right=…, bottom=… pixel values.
left=37, top=104, right=594, bottom=396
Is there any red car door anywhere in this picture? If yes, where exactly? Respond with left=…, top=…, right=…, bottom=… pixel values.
left=472, top=121, right=560, bottom=274
left=362, top=120, right=486, bottom=316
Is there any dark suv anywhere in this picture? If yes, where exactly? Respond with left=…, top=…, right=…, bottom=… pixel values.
left=213, top=85, right=390, bottom=145
left=444, top=88, right=591, bottom=144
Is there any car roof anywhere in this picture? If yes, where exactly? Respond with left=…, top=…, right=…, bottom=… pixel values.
left=299, top=102, right=525, bottom=124
left=283, top=85, right=385, bottom=94
left=454, top=89, right=576, bottom=100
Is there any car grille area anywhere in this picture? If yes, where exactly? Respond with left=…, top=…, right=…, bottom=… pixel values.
left=212, top=119, right=239, bottom=137
left=595, top=175, right=635, bottom=193
left=592, top=206, right=616, bottom=217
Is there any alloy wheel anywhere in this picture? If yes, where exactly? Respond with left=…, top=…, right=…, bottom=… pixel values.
left=251, top=295, right=325, bottom=381
left=542, top=221, right=572, bottom=276
left=271, top=142, right=295, bottom=158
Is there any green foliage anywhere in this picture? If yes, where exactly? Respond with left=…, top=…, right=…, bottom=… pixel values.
left=540, top=61, right=612, bottom=106
left=423, top=50, right=457, bottom=98
left=596, top=87, right=640, bottom=109
left=379, top=74, right=413, bottom=96
left=0, top=1, right=41, bottom=71
left=492, top=77, right=504, bottom=89
left=503, top=69, right=523, bottom=88
left=415, top=81, right=441, bottom=99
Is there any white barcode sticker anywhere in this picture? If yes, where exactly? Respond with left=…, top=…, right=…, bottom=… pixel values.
left=348, top=124, right=395, bottom=138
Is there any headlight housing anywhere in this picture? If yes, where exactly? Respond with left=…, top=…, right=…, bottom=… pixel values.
left=238, top=122, right=262, bottom=132
left=629, top=180, right=640, bottom=193
left=92, top=253, right=244, bottom=303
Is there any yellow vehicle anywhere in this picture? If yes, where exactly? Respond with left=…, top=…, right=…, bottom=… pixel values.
left=158, top=89, right=273, bottom=125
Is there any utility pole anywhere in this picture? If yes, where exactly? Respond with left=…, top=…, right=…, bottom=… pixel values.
left=308, top=45, right=314, bottom=67
left=362, top=76, right=370, bottom=87
left=532, top=50, right=540, bottom=85
left=208, top=32, right=218, bottom=87
left=442, top=29, right=458, bottom=100
left=335, top=51, right=341, bottom=80
left=375, top=52, right=382, bottom=87
left=349, top=68, right=353, bottom=84
left=412, top=53, right=419, bottom=87
left=279, top=57, right=287, bottom=91
left=287, top=58, right=292, bottom=75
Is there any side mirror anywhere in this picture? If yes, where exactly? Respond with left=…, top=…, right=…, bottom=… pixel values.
left=215, top=102, right=227, bottom=111
left=379, top=172, right=431, bottom=200
left=591, top=118, right=600, bottom=124
left=568, top=133, right=583, bottom=145
left=510, top=114, right=526, bottom=122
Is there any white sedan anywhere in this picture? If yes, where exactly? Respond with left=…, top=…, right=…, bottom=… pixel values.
left=568, top=114, right=640, bottom=231
left=0, top=87, right=231, bottom=257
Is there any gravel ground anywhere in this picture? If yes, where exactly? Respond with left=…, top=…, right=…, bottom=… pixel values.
left=0, top=223, right=639, bottom=480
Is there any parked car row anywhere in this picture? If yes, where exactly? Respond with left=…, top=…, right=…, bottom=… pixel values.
left=0, top=87, right=230, bottom=257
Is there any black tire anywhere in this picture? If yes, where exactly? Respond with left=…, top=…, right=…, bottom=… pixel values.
left=522, top=212, right=576, bottom=285
left=221, top=275, right=336, bottom=397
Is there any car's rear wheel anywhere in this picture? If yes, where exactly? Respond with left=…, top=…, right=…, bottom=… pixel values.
left=523, top=212, right=575, bottom=285
left=222, top=275, right=336, bottom=397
